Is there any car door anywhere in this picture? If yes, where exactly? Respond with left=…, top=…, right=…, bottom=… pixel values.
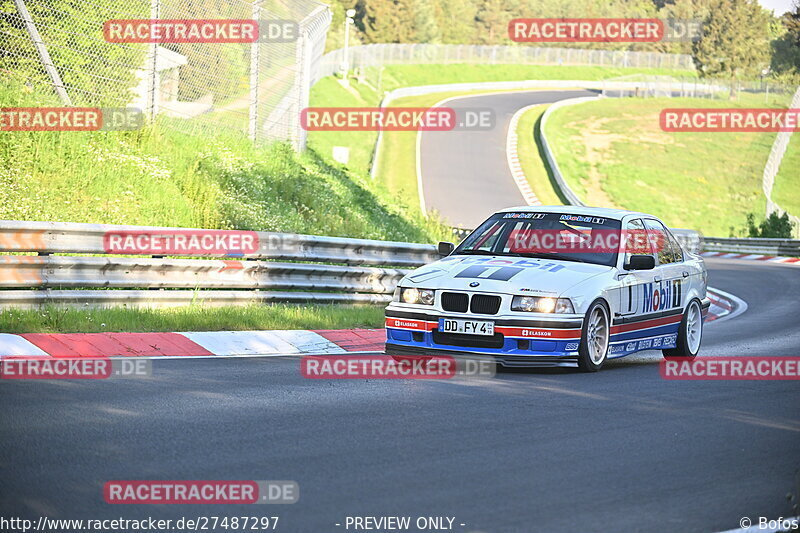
left=617, top=218, right=658, bottom=318
left=642, top=218, right=685, bottom=315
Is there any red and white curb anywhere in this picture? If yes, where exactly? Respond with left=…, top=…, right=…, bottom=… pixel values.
left=701, top=251, right=800, bottom=265
left=506, top=104, right=542, bottom=206
left=0, top=329, right=385, bottom=359
left=706, top=287, right=747, bottom=323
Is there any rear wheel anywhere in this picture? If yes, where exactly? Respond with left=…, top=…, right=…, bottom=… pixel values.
left=663, top=299, right=703, bottom=359
left=578, top=300, right=610, bottom=372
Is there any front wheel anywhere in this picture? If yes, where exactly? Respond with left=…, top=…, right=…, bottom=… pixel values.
left=578, top=300, right=610, bottom=372
left=663, top=298, right=703, bottom=359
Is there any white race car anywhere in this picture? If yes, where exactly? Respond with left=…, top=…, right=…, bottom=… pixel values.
left=385, top=206, right=709, bottom=371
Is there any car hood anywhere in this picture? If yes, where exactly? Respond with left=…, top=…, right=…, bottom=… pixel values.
left=401, top=255, right=612, bottom=297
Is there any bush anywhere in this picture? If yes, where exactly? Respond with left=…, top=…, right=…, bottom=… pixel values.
left=746, top=212, right=795, bottom=238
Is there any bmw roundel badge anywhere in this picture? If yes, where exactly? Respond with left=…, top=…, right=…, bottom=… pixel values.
left=469, top=282, right=480, bottom=287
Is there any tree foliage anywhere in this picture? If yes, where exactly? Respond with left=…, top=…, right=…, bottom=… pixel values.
left=692, top=0, right=771, bottom=80
left=746, top=212, right=795, bottom=238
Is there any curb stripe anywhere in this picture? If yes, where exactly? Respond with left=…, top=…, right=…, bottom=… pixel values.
left=314, top=329, right=386, bottom=352
left=19, top=332, right=213, bottom=357
left=701, top=251, right=800, bottom=265
left=506, top=104, right=543, bottom=207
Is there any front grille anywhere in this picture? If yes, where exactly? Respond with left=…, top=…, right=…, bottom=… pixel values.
left=470, top=294, right=501, bottom=315
left=432, top=330, right=505, bottom=349
left=441, top=292, right=469, bottom=312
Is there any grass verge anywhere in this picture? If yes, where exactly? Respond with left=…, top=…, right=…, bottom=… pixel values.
left=543, top=97, right=798, bottom=236
left=0, top=304, right=385, bottom=333
left=0, top=79, right=448, bottom=243
left=515, top=104, right=565, bottom=206
left=773, top=131, right=800, bottom=216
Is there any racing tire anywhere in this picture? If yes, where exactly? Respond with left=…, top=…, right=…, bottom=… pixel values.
left=578, top=300, right=611, bottom=372
left=662, top=298, right=703, bottom=359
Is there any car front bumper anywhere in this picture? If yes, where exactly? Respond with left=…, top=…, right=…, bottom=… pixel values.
left=384, top=306, right=584, bottom=367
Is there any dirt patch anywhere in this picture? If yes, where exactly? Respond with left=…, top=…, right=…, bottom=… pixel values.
left=565, top=112, right=681, bottom=206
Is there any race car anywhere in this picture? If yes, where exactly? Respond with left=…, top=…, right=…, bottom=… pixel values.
left=384, top=206, right=709, bottom=371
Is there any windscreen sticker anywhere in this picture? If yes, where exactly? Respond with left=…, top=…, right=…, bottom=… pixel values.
left=502, top=212, right=545, bottom=219
left=560, top=214, right=606, bottom=224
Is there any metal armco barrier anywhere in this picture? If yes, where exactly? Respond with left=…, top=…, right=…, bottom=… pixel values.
left=0, top=220, right=434, bottom=308
left=702, top=237, right=800, bottom=256
left=0, top=221, right=438, bottom=266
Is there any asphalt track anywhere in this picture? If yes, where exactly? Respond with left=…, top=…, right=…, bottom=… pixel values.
left=1, top=258, right=799, bottom=533
left=419, top=89, right=595, bottom=228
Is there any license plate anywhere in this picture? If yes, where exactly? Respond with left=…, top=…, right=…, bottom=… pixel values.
left=438, top=318, right=495, bottom=336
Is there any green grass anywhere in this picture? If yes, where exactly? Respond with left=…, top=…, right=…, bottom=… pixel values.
left=515, top=104, right=565, bottom=206
left=544, top=97, right=798, bottom=236
left=773, top=132, right=800, bottom=216
left=0, top=304, right=384, bottom=333
left=0, top=79, right=448, bottom=243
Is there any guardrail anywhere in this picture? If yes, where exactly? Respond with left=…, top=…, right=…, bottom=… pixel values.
left=537, top=96, right=599, bottom=206
left=702, top=237, right=800, bottom=256
left=0, top=220, right=437, bottom=309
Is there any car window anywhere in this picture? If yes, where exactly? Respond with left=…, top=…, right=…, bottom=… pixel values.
left=469, top=221, right=504, bottom=251
left=456, top=212, right=622, bottom=267
left=623, top=218, right=655, bottom=265
left=665, top=229, right=684, bottom=262
left=643, top=219, right=677, bottom=265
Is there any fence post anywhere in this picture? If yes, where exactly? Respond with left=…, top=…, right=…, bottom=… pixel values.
left=12, top=0, right=72, bottom=105
left=294, top=29, right=312, bottom=151
left=146, top=0, right=160, bottom=120
left=248, top=1, right=261, bottom=142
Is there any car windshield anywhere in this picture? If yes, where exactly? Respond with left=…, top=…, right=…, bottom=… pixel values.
left=455, top=212, right=622, bottom=267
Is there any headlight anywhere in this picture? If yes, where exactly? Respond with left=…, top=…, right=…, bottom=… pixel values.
left=400, top=287, right=435, bottom=305
left=512, top=296, right=575, bottom=313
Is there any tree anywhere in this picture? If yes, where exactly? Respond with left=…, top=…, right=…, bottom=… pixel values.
left=693, top=0, right=771, bottom=85
left=770, top=1, right=800, bottom=78
left=433, top=0, right=477, bottom=44
left=361, top=0, right=415, bottom=43
left=474, top=0, right=520, bottom=44
left=413, top=0, right=441, bottom=43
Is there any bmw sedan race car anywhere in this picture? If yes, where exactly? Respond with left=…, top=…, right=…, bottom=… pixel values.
left=385, top=206, right=710, bottom=371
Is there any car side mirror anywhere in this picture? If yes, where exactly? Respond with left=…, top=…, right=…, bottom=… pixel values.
left=437, top=241, right=455, bottom=257
left=625, top=255, right=655, bottom=271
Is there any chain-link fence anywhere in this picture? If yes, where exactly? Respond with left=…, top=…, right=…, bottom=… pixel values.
left=0, top=0, right=331, bottom=150
left=602, top=74, right=797, bottom=105
left=763, top=86, right=800, bottom=237
left=314, top=43, right=695, bottom=85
